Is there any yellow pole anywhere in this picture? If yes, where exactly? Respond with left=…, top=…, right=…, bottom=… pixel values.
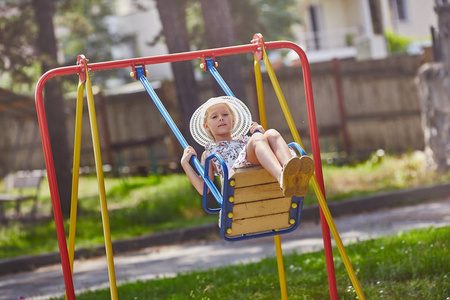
left=275, top=235, right=288, bottom=300
left=311, top=175, right=365, bottom=299
left=262, top=48, right=365, bottom=300
left=261, top=48, right=304, bottom=150
left=254, top=59, right=267, bottom=129
left=254, top=58, right=288, bottom=300
left=65, top=80, right=84, bottom=300
left=84, top=63, right=119, bottom=300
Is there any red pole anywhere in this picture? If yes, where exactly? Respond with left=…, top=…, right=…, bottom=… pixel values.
left=300, top=49, right=338, bottom=300
left=35, top=69, right=77, bottom=299
left=273, top=43, right=339, bottom=299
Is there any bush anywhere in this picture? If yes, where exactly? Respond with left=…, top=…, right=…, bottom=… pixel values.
left=385, top=30, right=413, bottom=54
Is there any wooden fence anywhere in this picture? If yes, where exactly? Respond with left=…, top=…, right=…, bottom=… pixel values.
left=0, top=54, right=425, bottom=177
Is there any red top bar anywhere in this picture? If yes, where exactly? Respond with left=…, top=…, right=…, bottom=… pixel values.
left=36, top=41, right=308, bottom=80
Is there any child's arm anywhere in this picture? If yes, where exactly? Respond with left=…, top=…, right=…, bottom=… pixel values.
left=180, top=146, right=214, bottom=195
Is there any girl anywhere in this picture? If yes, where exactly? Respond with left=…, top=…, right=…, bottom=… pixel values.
left=181, top=96, right=314, bottom=197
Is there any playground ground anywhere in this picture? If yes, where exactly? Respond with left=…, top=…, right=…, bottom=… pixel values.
left=0, top=184, right=449, bottom=299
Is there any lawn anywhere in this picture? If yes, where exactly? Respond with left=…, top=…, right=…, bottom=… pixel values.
left=51, top=226, right=450, bottom=299
left=0, top=151, right=449, bottom=259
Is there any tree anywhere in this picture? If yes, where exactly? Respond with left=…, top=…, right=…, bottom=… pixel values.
left=32, top=0, right=72, bottom=217
left=0, top=2, right=39, bottom=92
left=187, top=0, right=302, bottom=49
left=0, top=0, right=115, bottom=92
left=230, top=0, right=302, bottom=43
left=55, top=0, right=116, bottom=86
left=155, top=0, right=200, bottom=152
left=199, top=0, right=246, bottom=101
left=0, top=0, right=116, bottom=217
left=188, top=0, right=301, bottom=104
left=0, top=0, right=72, bottom=217
left=417, top=1, right=450, bottom=173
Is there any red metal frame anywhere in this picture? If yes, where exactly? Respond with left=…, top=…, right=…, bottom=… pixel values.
left=35, top=40, right=337, bottom=299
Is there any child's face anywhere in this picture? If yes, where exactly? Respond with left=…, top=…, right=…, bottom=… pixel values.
left=204, top=103, right=235, bottom=141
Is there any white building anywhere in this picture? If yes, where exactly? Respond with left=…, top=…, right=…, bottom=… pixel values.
left=105, top=0, right=438, bottom=80
left=105, top=0, right=172, bottom=84
left=290, top=0, right=437, bottom=63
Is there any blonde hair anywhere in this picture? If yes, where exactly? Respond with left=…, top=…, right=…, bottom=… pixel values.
left=203, top=103, right=235, bottom=141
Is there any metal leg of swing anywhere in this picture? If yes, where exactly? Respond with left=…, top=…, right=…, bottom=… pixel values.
left=275, top=235, right=288, bottom=300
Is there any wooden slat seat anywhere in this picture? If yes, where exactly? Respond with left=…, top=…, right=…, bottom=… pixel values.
left=222, top=166, right=302, bottom=239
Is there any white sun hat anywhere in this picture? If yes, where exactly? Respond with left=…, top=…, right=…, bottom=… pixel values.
left=189, top=96, right=252, bottom=147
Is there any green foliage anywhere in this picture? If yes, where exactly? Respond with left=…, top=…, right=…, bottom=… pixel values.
left=185, top=1, right=205, bottom=49
left=55, top=0, right=115, bottom=64
left=385, top=30, right=413, bottom=54
left=0, top=0, right=116, bottom=93
left=252, top=0, right=302, bottom=41
left=1, top=0, right=301, bottom=93
left=187, top=0, right=302, bottom=50
left=51, top=226, right=450, bottom=299
left=0, top=1, right=38, bottom=91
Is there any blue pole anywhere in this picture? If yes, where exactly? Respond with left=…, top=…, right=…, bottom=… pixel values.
left=206, top=59, right=259, bottom=134
left=205, top=59, right=235, bottom=97
left=136, top=67, right=223, bottom=203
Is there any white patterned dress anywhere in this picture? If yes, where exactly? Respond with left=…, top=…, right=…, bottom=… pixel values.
left=204, top=136, right=254, bottom=182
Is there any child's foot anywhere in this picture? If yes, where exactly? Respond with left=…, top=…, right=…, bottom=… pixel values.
left=281, top=156, right=315, bottom=197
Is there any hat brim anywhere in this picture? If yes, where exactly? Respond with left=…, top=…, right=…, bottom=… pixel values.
left=190, top=96, right=252, bottom=147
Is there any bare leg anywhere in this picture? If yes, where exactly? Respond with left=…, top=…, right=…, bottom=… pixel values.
left=263, top=129, right=293, bottom=166
left=246, top=130, right=314, bottom=197
left=245, top=132, right=283, bottom=181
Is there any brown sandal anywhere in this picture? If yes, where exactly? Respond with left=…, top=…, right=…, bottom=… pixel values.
left=281, top=156, right=314, bottom=197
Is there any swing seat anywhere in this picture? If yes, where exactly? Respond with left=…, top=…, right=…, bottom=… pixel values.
left=220, top=166, right=303, bottom=241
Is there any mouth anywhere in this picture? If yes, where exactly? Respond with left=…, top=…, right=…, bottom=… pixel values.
left=218, top=123, right=227, bottom=127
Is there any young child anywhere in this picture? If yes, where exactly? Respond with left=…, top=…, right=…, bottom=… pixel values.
left=181, top=96, right=314, bottom=197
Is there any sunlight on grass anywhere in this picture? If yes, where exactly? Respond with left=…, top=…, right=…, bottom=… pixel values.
left=1, top=151, right=449, bottom=259
left=302, top=151, right=449, bottom=206
left=325, top=151, right=434, bottom=194
left=51, top=226, right=449, bottom=300
left=0, top=174, right=212, bottom=258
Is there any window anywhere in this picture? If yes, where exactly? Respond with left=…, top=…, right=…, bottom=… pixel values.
left=308, top=5, right=324, bottom=50
left=391, top=0, right=409, bottom=22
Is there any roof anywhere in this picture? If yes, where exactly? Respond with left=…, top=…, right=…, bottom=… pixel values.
left=0, top=88, right=36, bottom=119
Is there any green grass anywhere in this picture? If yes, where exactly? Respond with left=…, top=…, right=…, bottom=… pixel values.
left=0, top=174, right=216, bottom=258
left=0, top=151, right=449, bottom=259
left=302, top=150, right=450, bottom=206
left=51, top=226, right=450, bottom=299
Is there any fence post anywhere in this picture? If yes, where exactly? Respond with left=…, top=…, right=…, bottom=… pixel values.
left=332, top=58, right=351, bottom=155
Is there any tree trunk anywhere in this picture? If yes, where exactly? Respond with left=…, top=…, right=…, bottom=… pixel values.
left=417, top=64, right=450, bottom=173
left=200, top=0, right=247, bottom=102
left=416, top=2, right=450, bottom=173
left=155, top=0, right=200, bottom=152
left=33, top=0, right=72, bottom=217
left=368, top=0, right=383, bottom=34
